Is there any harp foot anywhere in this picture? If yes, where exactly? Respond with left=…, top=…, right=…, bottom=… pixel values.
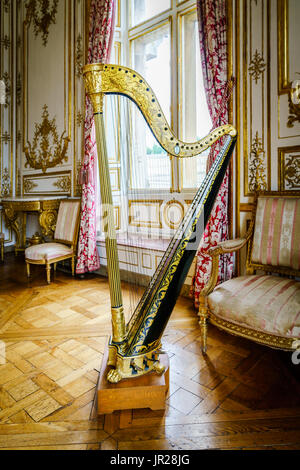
left=107, top=369, right=122, bottom=384
left=153, top=361, right=165, bottom=375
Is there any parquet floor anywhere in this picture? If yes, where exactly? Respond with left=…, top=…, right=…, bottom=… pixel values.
left=0, top=253, right=300, bottom=450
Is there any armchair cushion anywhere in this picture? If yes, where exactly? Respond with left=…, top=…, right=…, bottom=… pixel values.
left=208, top=275, right=300, bottom=338
left=25, top=243, right=73, bottom=262
left=252, top=197, right=300, bottom=270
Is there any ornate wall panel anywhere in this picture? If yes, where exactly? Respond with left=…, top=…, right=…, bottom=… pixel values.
left=23, top=170, right=72, bottom=196
left=21, top=0, right=86, bottom=196
left=243, top=0, right=270, bottom=196
left=0, top=0, right=86, bottom=250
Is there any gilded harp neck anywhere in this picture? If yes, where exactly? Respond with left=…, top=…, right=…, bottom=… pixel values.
left=83, top=63, right=236, bottom=157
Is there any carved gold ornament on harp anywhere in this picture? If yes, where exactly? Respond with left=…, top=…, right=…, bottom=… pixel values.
left=83, top=63, right=237, bottom=157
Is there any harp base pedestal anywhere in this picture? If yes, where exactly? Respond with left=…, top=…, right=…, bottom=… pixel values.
left=97, top=342, right=169, bottom=430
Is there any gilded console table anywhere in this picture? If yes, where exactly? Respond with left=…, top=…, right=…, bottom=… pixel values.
left=1, top=197, right=66, bottom=254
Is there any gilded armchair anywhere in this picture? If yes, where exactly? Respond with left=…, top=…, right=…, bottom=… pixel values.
left=198, top=192, right=300, bottom=354
left=25, top=199, right=81, bottom=284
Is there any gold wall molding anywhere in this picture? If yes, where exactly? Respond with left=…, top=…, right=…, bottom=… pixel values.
left=24, top=105, right=70, bottom=173
left=278, top=0, right=290, bottom=95
left=277, top=0, right=300, bottom=130
left=25, top=0, right=59, bottom=47
left=128, top=200, right=163, bottom=229
left=163, top=199, right=184, bottom=229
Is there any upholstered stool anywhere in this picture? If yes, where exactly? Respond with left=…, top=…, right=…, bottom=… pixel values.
left=25, top=199, right=81, bottom=284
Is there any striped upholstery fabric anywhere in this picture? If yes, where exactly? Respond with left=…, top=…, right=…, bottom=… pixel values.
left=25, top=243, right=73, bottom=261
left=54, top=200, right=80, bottom=243
left=208, top=275, right=300, bottom=338
left=252, top=197, right=300, bottom=270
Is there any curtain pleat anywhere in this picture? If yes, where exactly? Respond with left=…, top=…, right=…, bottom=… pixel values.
left=76, top=0, right=116, bottom=274
left=191, top=0, right=234, bottom=306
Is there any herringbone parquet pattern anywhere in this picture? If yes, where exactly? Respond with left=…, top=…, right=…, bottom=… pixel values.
left=0, top=254, right=300, bottom=450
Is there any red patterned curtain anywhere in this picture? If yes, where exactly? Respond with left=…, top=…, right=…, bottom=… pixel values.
left=76, top=0, right=116, bottom=274
left=191, top=0, right=234, bottom=306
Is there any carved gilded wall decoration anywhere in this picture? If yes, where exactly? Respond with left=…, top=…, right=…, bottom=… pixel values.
left=25, top=0, right=59, bottom=46
left=16, top=73, right=22, bottom=106
left=76, top=111, right=84, bottom=127
left=3, top=0, right=10, bottom=13
left=23, top=179, right=38, bottom=193
left=53, top=175, right=71, bottom=193
left=287, top=79, right=300, bottom=127
left=1, top=72, right=11, bottom=108
left=278, top=146, right=300, bottom=193
left=248, top=49, right=266, bottom=84
left=283, top=154, right=300, bottom=189
left=24, top=104, right=70, bottom=173
left=1, top=35, right=10, bottom=49
left=2, top=132, right=11, bottom=144
left=75, top=34, right=83, bottom=78
left=248, top=132, right=267, bottom=192
left=75, top=166, right=82, bottom=197
left=1, top=167, right=11, bottom=196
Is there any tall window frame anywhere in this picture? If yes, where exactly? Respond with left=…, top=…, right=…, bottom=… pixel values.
left=126, top=0, right=212, bottom=196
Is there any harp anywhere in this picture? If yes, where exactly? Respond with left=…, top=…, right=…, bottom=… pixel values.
left=83, top=64, right=237, bottom=384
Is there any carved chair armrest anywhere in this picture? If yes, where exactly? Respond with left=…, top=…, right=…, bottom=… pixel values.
left=200, top=214, right=255, bottom=298
left=207, top=237, right=248, bottom=256
left=200, top=238, right=247, bottom=298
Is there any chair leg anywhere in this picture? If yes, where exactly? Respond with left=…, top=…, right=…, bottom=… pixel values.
left=1, top=241, right=3, bottom=262
left=46, top=263, right=51, bottom=284
left=198, top=299, right=209, bottom=354
left=71, top=256, right=75, bottom=277
left=26, top=262, right=30, bottom=278
left=54, top=263, right=57, bottom=273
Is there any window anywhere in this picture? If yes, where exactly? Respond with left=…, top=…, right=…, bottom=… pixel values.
left=97, top=1, right=212, bottom=239
left=130, top=21, right=171, bottom=189
left=179, top=8, right=212, bottom=189
left=127, top=1, right=211, bottom=193
left=130, top=0, right=171, bottom=27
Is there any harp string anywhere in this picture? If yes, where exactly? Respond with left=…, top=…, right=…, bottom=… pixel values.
left=126, top=135, right=232, bottom=334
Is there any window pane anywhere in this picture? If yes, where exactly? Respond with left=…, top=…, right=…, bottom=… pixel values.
left=131, top=0, right=171, bottom=27
left=130, top=23, right=171, bottom=189
left=180, top=10, right=212, bottom=189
